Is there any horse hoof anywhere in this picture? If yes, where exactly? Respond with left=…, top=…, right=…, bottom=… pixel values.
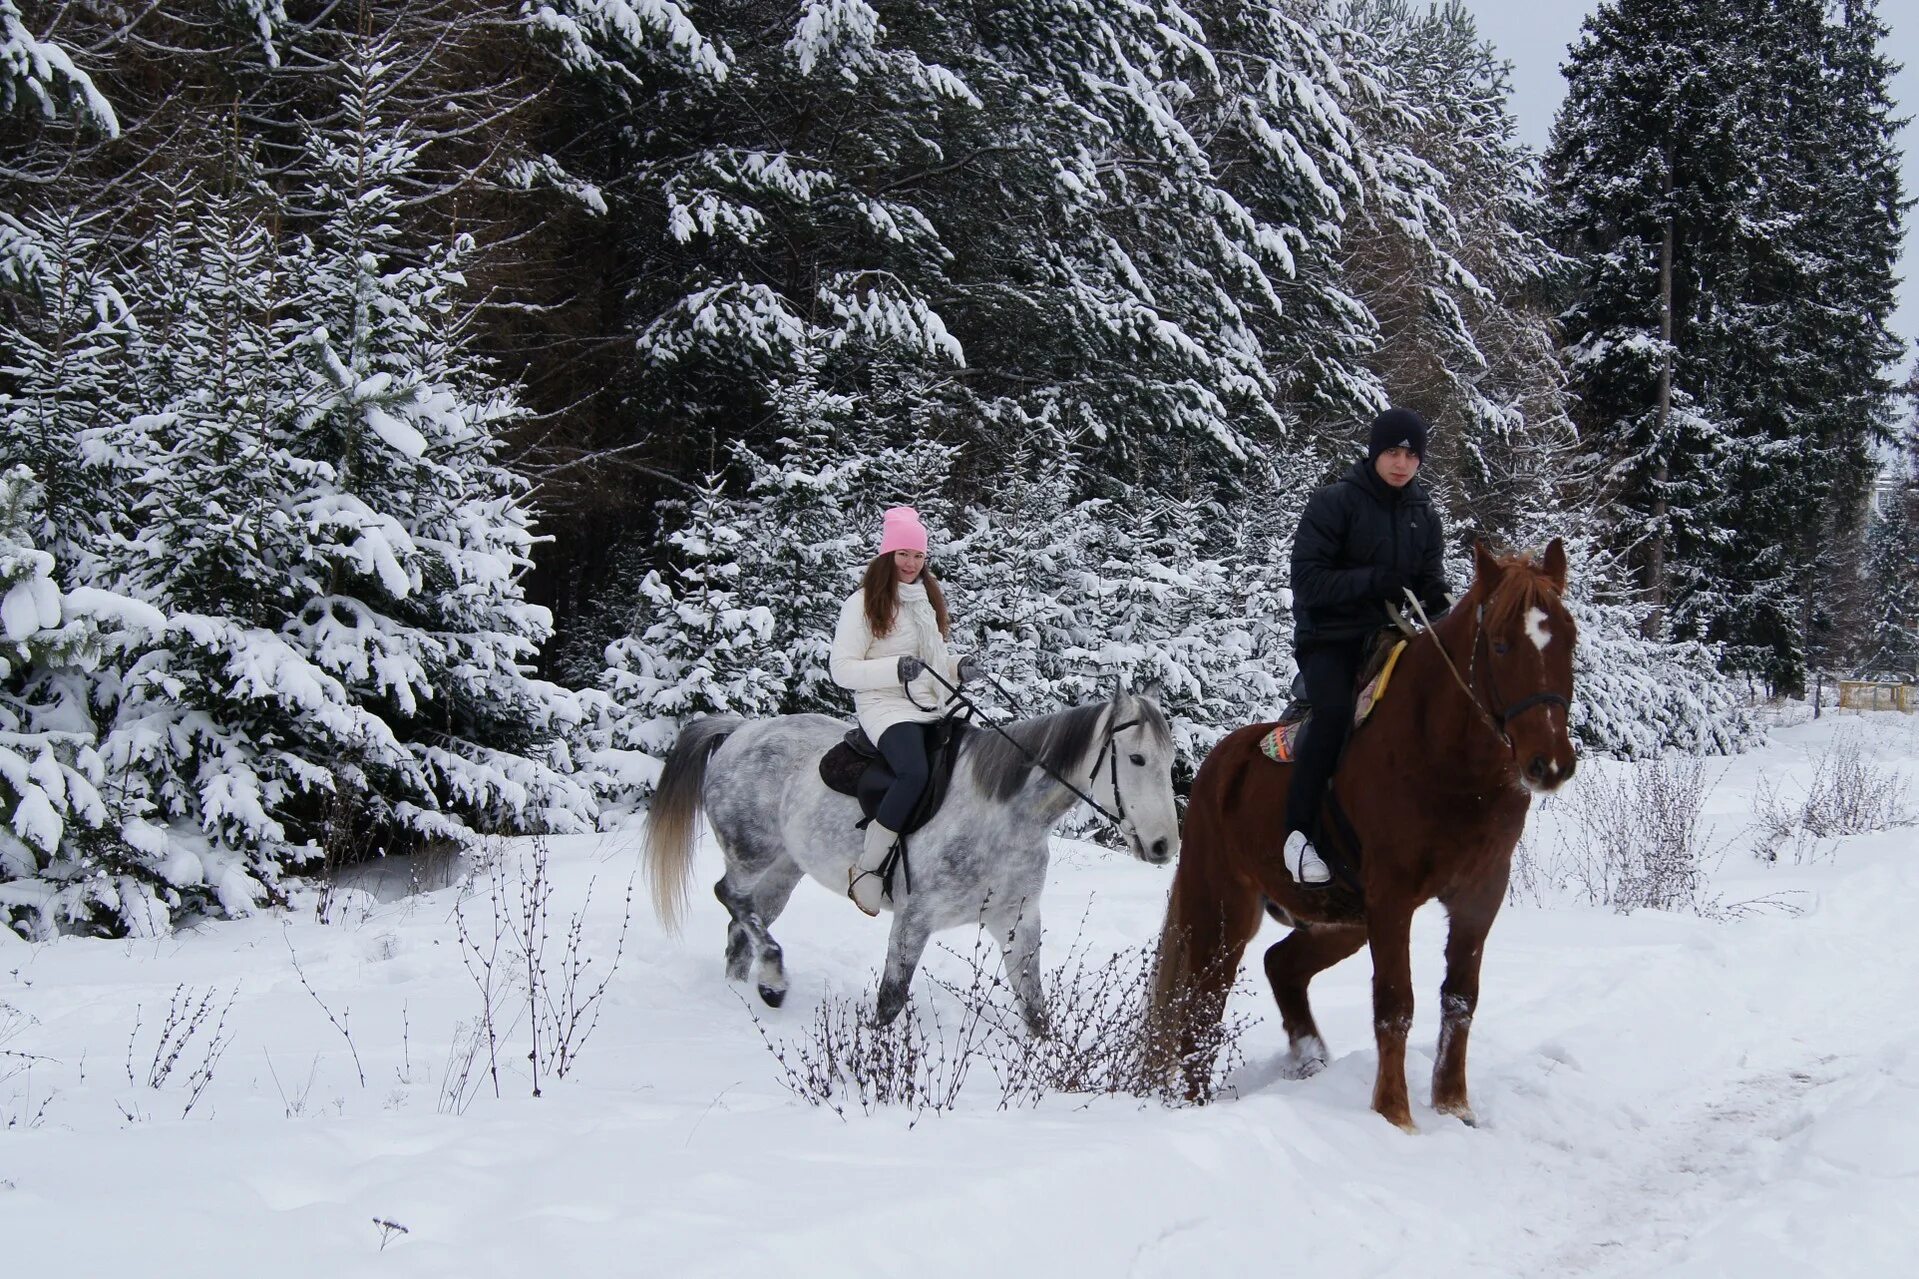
left=758, top=985, right=786, bottom=1008
left=1276, top=1051, right=1327, bottom=1081
left=1436, top=1102, right=1477, bottom=1128
left=1375, top=1106, right=1418, bottom=1133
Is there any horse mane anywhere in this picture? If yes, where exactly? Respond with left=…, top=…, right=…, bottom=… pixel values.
left=1480, top=549, right=1566, bottom=639
left=967, top=694, right=1172, bottom=802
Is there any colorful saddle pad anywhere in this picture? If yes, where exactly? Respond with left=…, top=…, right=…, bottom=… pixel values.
left=1260, top=640, right=1408, bottom=763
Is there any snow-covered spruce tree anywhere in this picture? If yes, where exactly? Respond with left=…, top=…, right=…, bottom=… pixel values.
left=943, top=430, right=1102, bottom=711
left=2, top=0, right=119, bottom=284
left=1550, top=0, right=1903, bottom=692
left=1727, top=0, right=1904, bottom=686
left=1548, top=0, right=1742, bottom=649
left=1549, top=532, right=1755, bottom=757
left=0, top=208, right=136, bottom=587
left=0, top=466, right=170, bottom=937
left=1862, top=386, right=1919, bottom=677
left=1339, top=0, right=1574, bottom=540
left=1, top=0, right=116, bottom=129
left=1116, top=494, right=1260, bottom=763
left=2, top=0, right=118, bottom=294
left=967, top=0, right=1383, bottom=473
left=74, top=27, right=594, bottom=934
left=544, top=1, right=971, bottom=466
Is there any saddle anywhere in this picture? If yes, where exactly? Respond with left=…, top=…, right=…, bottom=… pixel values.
left=1260, top=631, right=1408, bottom=764
left=1259, top=627, right=1406, bottom=902
left=817, top=717, right=974, bottom=835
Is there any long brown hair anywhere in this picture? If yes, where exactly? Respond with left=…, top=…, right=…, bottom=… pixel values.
left=862, top=554, right=951, bottom=640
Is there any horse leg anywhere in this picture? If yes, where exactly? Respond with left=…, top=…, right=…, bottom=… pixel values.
left=744, top=860, right=804, bottom=1009
left=713, top=856, right=803, bottom=1008
left=873, top=907, right=934, bottom=1028
left=1365, top=904, right=1418, bottom=1131
left=1432, top=872, right=1506, bottom=1126
left=713, top=875, right=755, bottom=983
left=1261, top=923, right=1367, bottom=1079
left=990, top=903, right=1047, bottom=1037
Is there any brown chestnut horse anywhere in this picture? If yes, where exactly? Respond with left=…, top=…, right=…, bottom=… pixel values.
left=1145, top=540, right=1578, bottom=1129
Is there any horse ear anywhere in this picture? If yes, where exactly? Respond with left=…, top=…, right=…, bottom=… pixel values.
left=1472, top=537, right=1504, bottom=588
left=1541, top=537, right=1568, bottom=592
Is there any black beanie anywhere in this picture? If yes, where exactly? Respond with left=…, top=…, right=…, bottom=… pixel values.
left=1367, top=407, right=1429, bottom=463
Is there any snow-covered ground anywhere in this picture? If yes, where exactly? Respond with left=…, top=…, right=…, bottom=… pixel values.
left=2, top=712, right=1915, bottom=1278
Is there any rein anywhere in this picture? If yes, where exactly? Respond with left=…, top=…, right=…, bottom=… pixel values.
left=905, top=665, right=1139, bottom=834
left=1402, top=590, right=1570, bottom=753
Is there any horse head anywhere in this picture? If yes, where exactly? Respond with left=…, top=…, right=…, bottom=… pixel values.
left=1469, top=538, right=1578, bottom=794
left=1105, top=693, right=1182, bottom=865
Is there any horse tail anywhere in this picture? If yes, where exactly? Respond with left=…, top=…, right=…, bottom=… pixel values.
left=1141, top=741, right=1263, bottom=1096
left=644, top=715, right=744, bottom=935
left=1142, top=862, right=1202, bottom=1079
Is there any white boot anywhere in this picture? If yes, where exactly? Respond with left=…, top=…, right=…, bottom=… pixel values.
left=848, top=821, right=899, bottom=916
left=1283, top=829, right=1333, bottom=887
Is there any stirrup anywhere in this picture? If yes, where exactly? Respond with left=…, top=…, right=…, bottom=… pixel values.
left=847, top=866, right=884, bottom=917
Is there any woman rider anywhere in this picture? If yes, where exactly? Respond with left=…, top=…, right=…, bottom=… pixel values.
left=830, top=506, right=981, bottom=914
left=1284, top=408, right=1453, bottom=886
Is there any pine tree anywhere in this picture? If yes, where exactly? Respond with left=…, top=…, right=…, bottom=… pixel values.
left=1340, top=1, right=1574, bottom=539
left=0, top=465, right=168, bottom=937
left=0, top=208, right=134, bottom=580
left=1550, top=0, right=1736, bottom=639
left=1863, top=380, right=1919, bottom=676
left=48, top=23, right=601, bottom=933
left=600, top=477, right=788, bottom=746
left=2, top=0, right=116, bottom=130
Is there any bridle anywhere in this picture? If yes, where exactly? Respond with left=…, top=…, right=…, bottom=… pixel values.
left=1403, top=591, right=1571, bottom=754
left=908, top=664, right=1145, bottom=842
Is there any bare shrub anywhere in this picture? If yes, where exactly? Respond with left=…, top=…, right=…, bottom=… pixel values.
left=283, top=930, right=366, bottom=1088
left=1796, top=732, right=1912, bottom=837
left=1506, top=836, right=1545, bottom=907
left=437, top=1019, right=487, bottom=1115
left=1751, top=731, right=1914, bottom=864
left=752, top=927, right=1252, bottom=1119
left=2, top=1000, right=56, bottom=1129
left=454, top=836, right=633, bottom=1099
left=1556, top=757, right=1729, bottom=915
left=121, top=985, right=238, bottom=1118
left=954, top=933, right=1252, bottom=1107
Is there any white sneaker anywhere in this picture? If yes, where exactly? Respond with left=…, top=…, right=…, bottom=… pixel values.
left=1283, top=829, right=1332, bottom=886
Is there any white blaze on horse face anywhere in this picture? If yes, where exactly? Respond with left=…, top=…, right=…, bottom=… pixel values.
left=1525, top=607, right=1552, bottom=653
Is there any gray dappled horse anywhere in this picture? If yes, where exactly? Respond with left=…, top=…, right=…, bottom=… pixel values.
left=643, top=694, right=1181, bottom=1030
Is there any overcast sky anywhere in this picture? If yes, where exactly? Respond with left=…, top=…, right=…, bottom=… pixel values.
left=1456, top=0, right=1919, bottom=376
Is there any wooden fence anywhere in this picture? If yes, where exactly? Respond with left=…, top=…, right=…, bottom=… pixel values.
left=1836, top=680, right=1917, bottom=712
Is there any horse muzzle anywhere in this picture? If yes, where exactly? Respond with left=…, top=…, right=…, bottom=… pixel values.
left=1139, top=834, right=1176, bottom=865
left=1522, top=750, right=1577, bottom=794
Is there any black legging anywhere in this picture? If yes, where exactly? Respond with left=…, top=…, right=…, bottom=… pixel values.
left=1285, top=641, right=1364, bottom=841
left=874, top=722, right=932, bottom=832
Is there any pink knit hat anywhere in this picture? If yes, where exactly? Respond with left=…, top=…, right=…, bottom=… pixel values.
left=877, top=506, right=929, bottom=556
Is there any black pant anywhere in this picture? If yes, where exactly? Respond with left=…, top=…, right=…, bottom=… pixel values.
left=875, top=722, right=932, bottom=832
left=1285, top=642, right=1364, bottom=841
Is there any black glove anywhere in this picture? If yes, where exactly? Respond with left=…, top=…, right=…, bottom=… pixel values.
left=956, top=656, right=983, bottom=684
left=896, top=655, right=926, bottom=684
left=1372, top=568, right=1411, bottom=604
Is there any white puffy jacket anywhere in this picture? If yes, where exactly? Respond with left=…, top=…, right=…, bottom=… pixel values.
left=830, top=582, right=962, bottom=741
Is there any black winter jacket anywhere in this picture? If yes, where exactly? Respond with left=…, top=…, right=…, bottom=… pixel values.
left=1290, top=460, right=1450, bottom=651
